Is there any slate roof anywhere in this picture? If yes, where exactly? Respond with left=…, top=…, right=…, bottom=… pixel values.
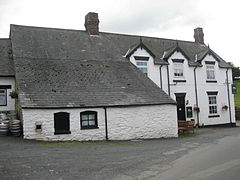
left=9, top=24, right=232, bottom=108
left=10, top=25, right=175, bottom=108
left=0, top=39, right=15, bottom=76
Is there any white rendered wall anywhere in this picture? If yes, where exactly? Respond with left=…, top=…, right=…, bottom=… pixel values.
left=195, top=55, right=236, bottom=125
left=22, top=104, right=178, bottom=141
left=129, top=48, right=235, bottom=126
left=166, top=52, right=198, bottom=121
left=129, top=48, right=161, bottom=87
left=0, top=77, right=15, bottom=111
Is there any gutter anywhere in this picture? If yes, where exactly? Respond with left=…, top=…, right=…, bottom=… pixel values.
left=159, top=65, right=163, bottom=89
left=104, top=107, right=109, bottom=140
left=226, top=69, right=233, bottom=125
left=193, top=66, right=200, bottom=127
left=166, top=65, right=170, bottom=96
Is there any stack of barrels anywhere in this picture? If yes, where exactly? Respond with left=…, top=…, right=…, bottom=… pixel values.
left=0, top=113, right=21, bottom=136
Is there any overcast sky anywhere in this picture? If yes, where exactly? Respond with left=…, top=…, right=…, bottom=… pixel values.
left=1, top=0, right=239, bottom=66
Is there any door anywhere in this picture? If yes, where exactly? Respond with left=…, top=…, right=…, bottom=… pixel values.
left=175, top=93, right=186, bottom=121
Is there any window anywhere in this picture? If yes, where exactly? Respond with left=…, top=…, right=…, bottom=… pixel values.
left=173, top=63, right=184, bottom=78
left=0, top=89, right=7, bottom=106
left=54, top=112, right=71, bottom=134
left=136, top=61, right=148, bottom=75
left=80, top=111, right=98, bottom=129
left=206, top=65, right=215, bottom=80
left=208, top=95, right=217, bottom=115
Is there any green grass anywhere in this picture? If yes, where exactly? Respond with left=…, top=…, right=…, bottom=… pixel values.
left=234, top=80, right=240, bottom=108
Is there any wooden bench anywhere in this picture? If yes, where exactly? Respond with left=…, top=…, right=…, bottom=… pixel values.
left=178, top=120, right=195, bottom=134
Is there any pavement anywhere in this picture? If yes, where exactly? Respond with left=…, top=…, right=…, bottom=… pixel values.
left=0, top=123, right=240, bottom=180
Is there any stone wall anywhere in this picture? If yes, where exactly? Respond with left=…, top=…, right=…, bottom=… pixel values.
left=22, top=104, right=177, bottom=141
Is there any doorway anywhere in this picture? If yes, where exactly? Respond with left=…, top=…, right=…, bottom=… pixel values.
left=175, top=93, right=186, bottom=121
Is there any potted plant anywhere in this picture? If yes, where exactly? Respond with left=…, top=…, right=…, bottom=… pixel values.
left=222, top=105, right=228, bottom=110
left=193, top=106, right=200, bottom=112
left=9, top=91, right=18, bottom=99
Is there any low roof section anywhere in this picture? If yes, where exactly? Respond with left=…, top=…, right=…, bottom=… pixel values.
left=0, top=39, right=15, bottom=77
left=10, top=25, right=175, bottom=108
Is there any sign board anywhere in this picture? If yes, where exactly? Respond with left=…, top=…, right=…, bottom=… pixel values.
left=186, top=107, right=193, bottom=118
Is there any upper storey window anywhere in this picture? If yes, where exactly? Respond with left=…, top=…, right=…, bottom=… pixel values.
left=206, top=65, right=215, bottom=80
left=205, top=61, right=216, bottom=82
left=173, top=63, right=184, bottom=78
left=172, top=59, right=185, bottom=82
left=134, top=56, right=149, bottom=76
left=136, top=61, right=148, bottom=75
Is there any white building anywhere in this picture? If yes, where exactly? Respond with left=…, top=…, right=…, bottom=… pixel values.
left=0, top=12, right=178, bottom=141
left=128, top=28, right=235, bottom=126
left=0, top=12, right=235, bottom=141
left=0, top=39, right=15, bottom=113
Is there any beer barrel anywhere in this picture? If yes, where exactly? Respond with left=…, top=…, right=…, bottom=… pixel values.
left=0, top=123, right=9, bottom=136
left=9, top=120, right=21, bottom=136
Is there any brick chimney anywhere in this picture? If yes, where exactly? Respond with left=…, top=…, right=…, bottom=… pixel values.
left=194, top=27, right=204, bottom=44
left=85, top=12, right=99, bottom=35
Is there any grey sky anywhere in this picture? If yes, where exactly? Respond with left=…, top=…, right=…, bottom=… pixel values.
left=0, top=0, right=239, bottom=66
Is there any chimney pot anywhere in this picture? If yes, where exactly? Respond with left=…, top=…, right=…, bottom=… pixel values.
left=194, top=27, right=204, bottom=44
left=85, top=12, right=99, bottom=35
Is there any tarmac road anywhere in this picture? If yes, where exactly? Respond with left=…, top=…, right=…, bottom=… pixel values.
left=0, top=125, right=240, bottom=180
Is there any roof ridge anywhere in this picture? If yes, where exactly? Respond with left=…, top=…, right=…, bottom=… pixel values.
left=10, top=24, right=202, bottom=45
left=14, top=56, right=129, bottom=62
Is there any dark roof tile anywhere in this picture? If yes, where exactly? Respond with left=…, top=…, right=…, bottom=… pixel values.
left=0, top=39, right=14, bottom=76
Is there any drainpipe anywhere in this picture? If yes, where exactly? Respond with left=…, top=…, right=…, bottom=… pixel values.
left=159, top=65, right=163, bottom=89
left=167, top=65, right=170, bottom=96
left=104, top=107, right=109, bottom=140
left=193, top=66, right=200, bottom=127
left=226, top=69, right=233, bottom=126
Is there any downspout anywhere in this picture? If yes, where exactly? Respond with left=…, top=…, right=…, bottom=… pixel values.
left=159, top=65, right=163, bottom=89
left=194, top=66, right=200, bottom=127
left=226, top=69, right=233, bottom=126
left=104, top=107, right=109, bottom=140
left=167, top=65, right=170, bottom=96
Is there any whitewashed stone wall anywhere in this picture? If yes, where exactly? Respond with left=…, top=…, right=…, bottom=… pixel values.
left=108, top=105, right=178, bottom=140
left=22, top=104, right=178, bottom=141
left=22, top=108, right=106, bottom=141
left=0, top=77, right=15, bottom=111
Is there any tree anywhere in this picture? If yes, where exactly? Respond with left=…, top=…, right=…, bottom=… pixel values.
left=232, top=64, right=240, bottom=81
left=232, top=66, right=240, bottom=80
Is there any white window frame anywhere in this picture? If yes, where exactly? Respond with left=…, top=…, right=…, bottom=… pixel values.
left=173, top=63, right=184, bottom=78
left=136, top=60, right=148, bottom=75
left=208, top=95, right=218, bottom=115
left=0, top=89, right=7, bottom=106
left=206, top=64, right=215, bottom=80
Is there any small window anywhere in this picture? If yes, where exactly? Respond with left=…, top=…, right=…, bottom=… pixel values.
left=208, top=95, right=218, bottom=115
left=136, top=61, right=148, bottom=75
left=54, top=112, right=71, bottom=134
left=0, top=89, right=7, bottom=106
left=173, top=63, right=184, bottom=78
left=80, top=111, right=98, bottom=129
left=206, top=65, right=215, bottom=80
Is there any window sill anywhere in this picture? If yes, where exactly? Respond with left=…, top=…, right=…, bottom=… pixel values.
left=173, top=79, right=186, bottom=83
left=208, top=115, right=220, bottom=118
left=54, top=131, right=71, bottom=135
left=206, top=80, right=217, bottom=83
left=81, top=126, right=99, bottom=130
